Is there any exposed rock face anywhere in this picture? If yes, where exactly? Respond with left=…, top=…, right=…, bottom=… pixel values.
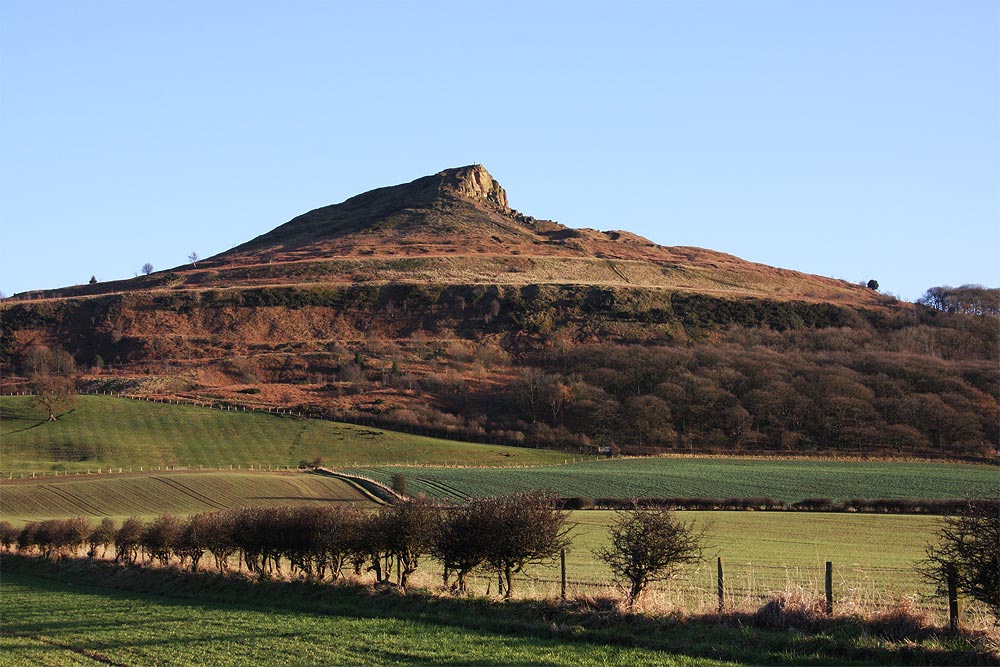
left=442, top=164, right=509, bottom=211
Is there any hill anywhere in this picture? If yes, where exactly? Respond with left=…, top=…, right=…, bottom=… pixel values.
left=0, top=395, right=575, bottom=473
left=7, top=165, right=888, bottom=305
left=0, top=166, right=996, bottom=458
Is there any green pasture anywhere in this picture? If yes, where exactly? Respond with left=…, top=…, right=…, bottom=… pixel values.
left=348, top=457, right=999, bottom=503
left=547, top=511, right=938, bottom=602
left=3, top=565, right=992, bottom=666
left=0, top=472, right=376, bottom=523
left=0, top=395, right=573, bottom=472
left=0, top=572, right=722, bottom=667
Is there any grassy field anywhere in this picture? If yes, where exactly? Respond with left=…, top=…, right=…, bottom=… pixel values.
left=0, top=469, right=943, bottom=607
left=0, top=471, right=377, bottom=522
left=347, top=458, right=999, bottom=502
left=0, top=395, right=574, bottom=473
left=550, top=511, right=939, bottom=603
left=4, top=562, right=995, bottom=667
left=1, top=571, right=727, bottom=667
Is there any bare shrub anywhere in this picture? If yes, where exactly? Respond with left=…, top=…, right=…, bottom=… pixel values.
left=16, top=522, right=39, bottom=554
left=595, top=504, right=704, bottom=606
left=381, top=496, right=441, bottom=589
left=482, top=491, right=572, bottom=599
left=88, top=518, right=116, bottom=558
left=176, top=513, right=214, bottom=572
left=57, top=517, right=93, bottom=558
left=0, top=521, right=18, bottom=551
left=141, top=514, right=183, bottom=566
left=920, top=498, right=1000, bottom=621
left=432, top=498, right=494, bottom=594
left=115, top=517, right=144, bottom=565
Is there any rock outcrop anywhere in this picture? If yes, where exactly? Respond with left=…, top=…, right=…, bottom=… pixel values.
left=441, top=164, right=509, bottom=211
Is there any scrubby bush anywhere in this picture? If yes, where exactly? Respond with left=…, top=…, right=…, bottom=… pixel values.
left=115, top=517, right=144, bottom=565
left=920, top=498, right=1000, bottom=621
left=0, top=521, right=18, bottom=551
left=88, top=517, right=116, bottom=559
left=141, top=514, right=183, bottom=566
left=481, top=491, right=572, bottom=599
left=595, top=505, right=704, bottom=606
left=432, top=498, right=494, bottom=594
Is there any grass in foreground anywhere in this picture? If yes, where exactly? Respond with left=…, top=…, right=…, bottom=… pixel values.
left=350, top=457, right=999, bottom=503
left=3, top=558, right=995, bottom=666
left=0, top=395, right=574, bottom=473
left=0, top=570, right=726, bottom=667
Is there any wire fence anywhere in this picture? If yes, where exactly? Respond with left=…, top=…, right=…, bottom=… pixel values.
left=457, top=557, right=978, bottom=624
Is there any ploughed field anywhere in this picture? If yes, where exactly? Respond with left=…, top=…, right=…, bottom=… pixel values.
left=0, top=472, right=378, bottom=522
left=345, top=458, right=999, bottom=503
left=0, top=395, right=574, bottom=473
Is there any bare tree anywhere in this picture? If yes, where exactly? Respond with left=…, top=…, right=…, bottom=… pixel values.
left=432, top=498, right=494, bottom=593
left=596, top=504, right=705, bottom=606
left=919, top=498, right=1000, bottom=621
left=481, top=491, right=572, bottom=599
left=88, top=518, right=117, bottom=559
left=381, top=496, right=441, bottom=589
left=114, top=517, right=144, bottom=565
left=142, top=263, right=154, bottom=275
left=188, top=252, right=199, bottom=267
left=25, top=345, right=77, bottom=421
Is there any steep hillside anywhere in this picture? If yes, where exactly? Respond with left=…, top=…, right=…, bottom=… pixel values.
left=1, top=166, right=996, bottom=459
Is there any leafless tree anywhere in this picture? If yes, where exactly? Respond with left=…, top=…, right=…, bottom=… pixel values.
left=481, top=491, right=572, bottom=599
left=114, top=517, right=144, bottom=565
left=142, top=262, right=154, bottom=275
left=919, top=498, right=1000, bottom=621
left=31, top=375, right=76, bottom=421
left=25, top=344, right=77, bottom=421
left=188, top=252, right=199, bottom=267
left=432, top=497, right=495, bottom=593
left=596, top=504, right=705, bottom=606
left=381, top=496, right=441, bottom=589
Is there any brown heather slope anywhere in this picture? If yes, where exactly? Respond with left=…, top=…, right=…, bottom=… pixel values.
left=6, top=165, right=996, bottom=460
left=9, top=165, right=889, bottom=307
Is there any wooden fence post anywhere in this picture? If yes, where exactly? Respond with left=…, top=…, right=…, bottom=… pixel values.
left=947, top=563, right=961, bottom=632
left=717, top=557, right=725, bottom=613
left=561, top=549, right=567, bottom=601
left=825, top=561, right=833, bottom=614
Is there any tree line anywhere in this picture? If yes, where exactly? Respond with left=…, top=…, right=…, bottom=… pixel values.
left=1, top=493, right=577, bottom=600
left=0, top=493, right=714, bottom=606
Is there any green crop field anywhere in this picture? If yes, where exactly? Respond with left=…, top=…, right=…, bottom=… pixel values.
left=347, top=458, right=999, bottom=503
left=0, top=395, right=574, bottom=473
left=548, top=511, right=939, bottom=602
left=0, top=472, right=377, bottom=523
left=0, top=572, right=729, bottom=667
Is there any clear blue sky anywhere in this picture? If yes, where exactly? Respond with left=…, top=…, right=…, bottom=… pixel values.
left=2, top=1, right=997, bottom=302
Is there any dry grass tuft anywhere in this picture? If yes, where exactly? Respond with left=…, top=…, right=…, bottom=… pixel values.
left=866, top=597, right=933, bottom=641
left=751, top=588, right=828, bottom=631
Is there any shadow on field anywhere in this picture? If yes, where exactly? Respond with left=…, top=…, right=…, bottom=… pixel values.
left=2, top=554, right=996, bottom=666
